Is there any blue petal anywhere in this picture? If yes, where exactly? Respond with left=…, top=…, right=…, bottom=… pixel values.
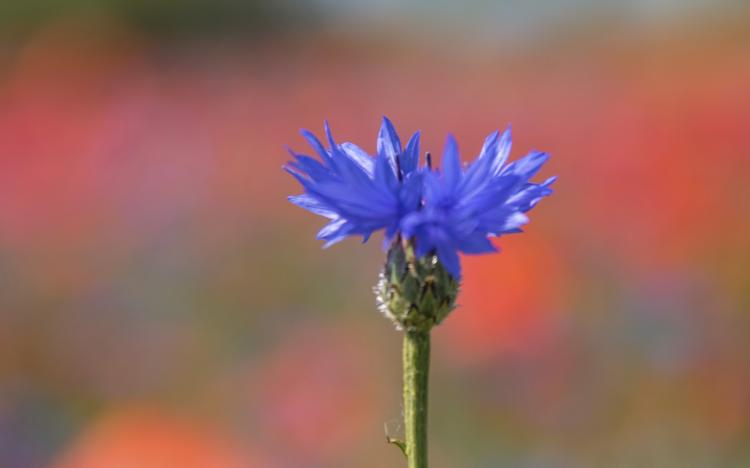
left=498, top=212, right=529, bottom=232
left=503, top=150, right=548, bottom=180
left=399, top=211, right=423, bottom=239
left=300, top=129, right=333, bottom=167
left=288, top=194, right=337, bottom=218
left=459, top=142, right=494, bottom=198
left=478, top=130, right=499, bottom=161
left=306, top=180, right=393, bottom=221
left=283, top=165, right=313, bottom=189
left=289, top=152, right=332, bottom=182
left=398, top=171, right=423, bottom=212
left=324, top=120, right=337, bottom=146
left=377, top=116, right=402, bottom=174
left=402, top=131, right=420, bottom=174
left=436, top=244, right=461, bottom=279
left=507, top=179, right=555, bottom=212
left=374, top=144, right=399, bottom=193
left=491, top=126, right=512, bottom=176
left=317, top=218, right=354, bottom=247
left=456, top=171, right=521, bottom=213
left=456, top=232, right=497, bottom=254
left=383, top=222, right=400, bottom=248
left=442, top=134, right=462, bottom=191
left=340, top=142, right=374, bottom=177
left=413, top=237, right=433, bottom=259
left=323, top=124, right=374, bottom=186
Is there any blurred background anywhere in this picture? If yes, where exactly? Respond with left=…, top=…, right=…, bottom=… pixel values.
left=1, top=1, right=749, bottom=467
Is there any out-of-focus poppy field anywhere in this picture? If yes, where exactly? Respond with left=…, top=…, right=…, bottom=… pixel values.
left=1, top=1, right=749, bottom=467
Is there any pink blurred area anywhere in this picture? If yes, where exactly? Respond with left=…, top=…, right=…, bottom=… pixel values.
left=1, top=3, right=750, bottom=467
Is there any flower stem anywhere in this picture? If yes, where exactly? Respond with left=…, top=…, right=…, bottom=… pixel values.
left=403, top=329, right=430, bottom=468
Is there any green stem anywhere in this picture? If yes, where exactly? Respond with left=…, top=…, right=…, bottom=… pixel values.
left=403, top=329, right=430, bottom=468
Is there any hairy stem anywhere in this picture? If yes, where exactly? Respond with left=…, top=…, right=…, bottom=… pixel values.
left=403, top=329, right=430, bottom=468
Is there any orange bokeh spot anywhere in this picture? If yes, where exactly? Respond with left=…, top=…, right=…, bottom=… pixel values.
left=438, top=233, right=566, bottom=363
left=53, top=407, right=263, bottom=468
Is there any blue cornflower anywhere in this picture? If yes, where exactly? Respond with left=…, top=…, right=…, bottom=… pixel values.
left=285, top=118, right=422, bottom=247
left=286, top=118, right=554, bottom=280
left=401, top=127, right=555, bottom=278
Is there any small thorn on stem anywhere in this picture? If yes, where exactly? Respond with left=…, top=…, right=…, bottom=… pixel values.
left=386, top=436, right=408, bottom=457
left=385, top=423, right=407, bottom=458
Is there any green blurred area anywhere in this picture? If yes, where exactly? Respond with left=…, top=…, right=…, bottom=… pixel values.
left=0, top=0, right=315, bottom=41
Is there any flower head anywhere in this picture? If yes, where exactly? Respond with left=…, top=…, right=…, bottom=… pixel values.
left=401, top=127, right=556, bottom=278
left=285, top=118, right=421, bottom=247
left=286, top=118, right=555, bottom=280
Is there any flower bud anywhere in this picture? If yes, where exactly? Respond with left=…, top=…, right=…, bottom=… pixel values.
left=375, top=241, right=458, bottom=332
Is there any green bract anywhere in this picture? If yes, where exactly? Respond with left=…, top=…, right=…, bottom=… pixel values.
left=376, top=241, right=459, bottom=332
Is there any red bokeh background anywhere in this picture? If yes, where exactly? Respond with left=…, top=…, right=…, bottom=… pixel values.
left=1, top=3, right=749, bottom=467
